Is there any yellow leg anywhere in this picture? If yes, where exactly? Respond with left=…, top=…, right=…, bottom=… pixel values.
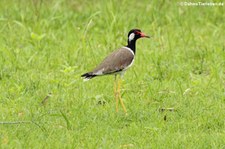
left=114, top=75, right=119, bottom=112
left=117, top=78, right=127, bottom=114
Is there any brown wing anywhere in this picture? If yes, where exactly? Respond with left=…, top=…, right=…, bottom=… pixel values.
left=92, top=47, right=134, bottom=75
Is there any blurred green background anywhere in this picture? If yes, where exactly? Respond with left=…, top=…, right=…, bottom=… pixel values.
left=0, top=0, right=224, bottom=148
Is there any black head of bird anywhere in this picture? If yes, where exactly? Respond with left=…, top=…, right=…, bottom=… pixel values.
left=127, top=29, right=150, bottom=54
left=127, top=29, right=150, bottom=42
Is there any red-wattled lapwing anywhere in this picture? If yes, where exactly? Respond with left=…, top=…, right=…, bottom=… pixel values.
left=81, top=29, right=150, bottom=113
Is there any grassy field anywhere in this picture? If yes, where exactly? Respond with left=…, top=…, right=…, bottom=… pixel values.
left=0, top=0, right=224, bottom=148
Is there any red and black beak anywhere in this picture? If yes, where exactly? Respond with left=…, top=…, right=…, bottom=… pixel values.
left=140, top=32, right=150, bottom=38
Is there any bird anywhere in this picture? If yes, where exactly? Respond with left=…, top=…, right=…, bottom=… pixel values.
left=81, top=29, right=150, bottom=113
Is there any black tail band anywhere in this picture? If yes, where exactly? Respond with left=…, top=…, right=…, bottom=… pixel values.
left=81, top=72, right=96, bottom=80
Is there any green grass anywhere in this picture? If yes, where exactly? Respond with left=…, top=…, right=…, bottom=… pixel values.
left=0, top=0, right=224, bottom=148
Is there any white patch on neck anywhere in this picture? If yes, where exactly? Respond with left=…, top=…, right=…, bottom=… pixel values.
left=122, top=47, right=135, bottom=71
left=123, top=58, right=134, bottom=71
left=128, top=33, right=135, bottom=42
left=123, top=47, right=134, bottom=55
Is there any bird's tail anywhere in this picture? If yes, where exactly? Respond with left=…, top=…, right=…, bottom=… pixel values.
left=81, top=72, right=96, bottom=81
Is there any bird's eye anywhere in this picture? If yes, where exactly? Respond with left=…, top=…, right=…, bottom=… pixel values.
left=134, top=31, right=140, bottom=35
